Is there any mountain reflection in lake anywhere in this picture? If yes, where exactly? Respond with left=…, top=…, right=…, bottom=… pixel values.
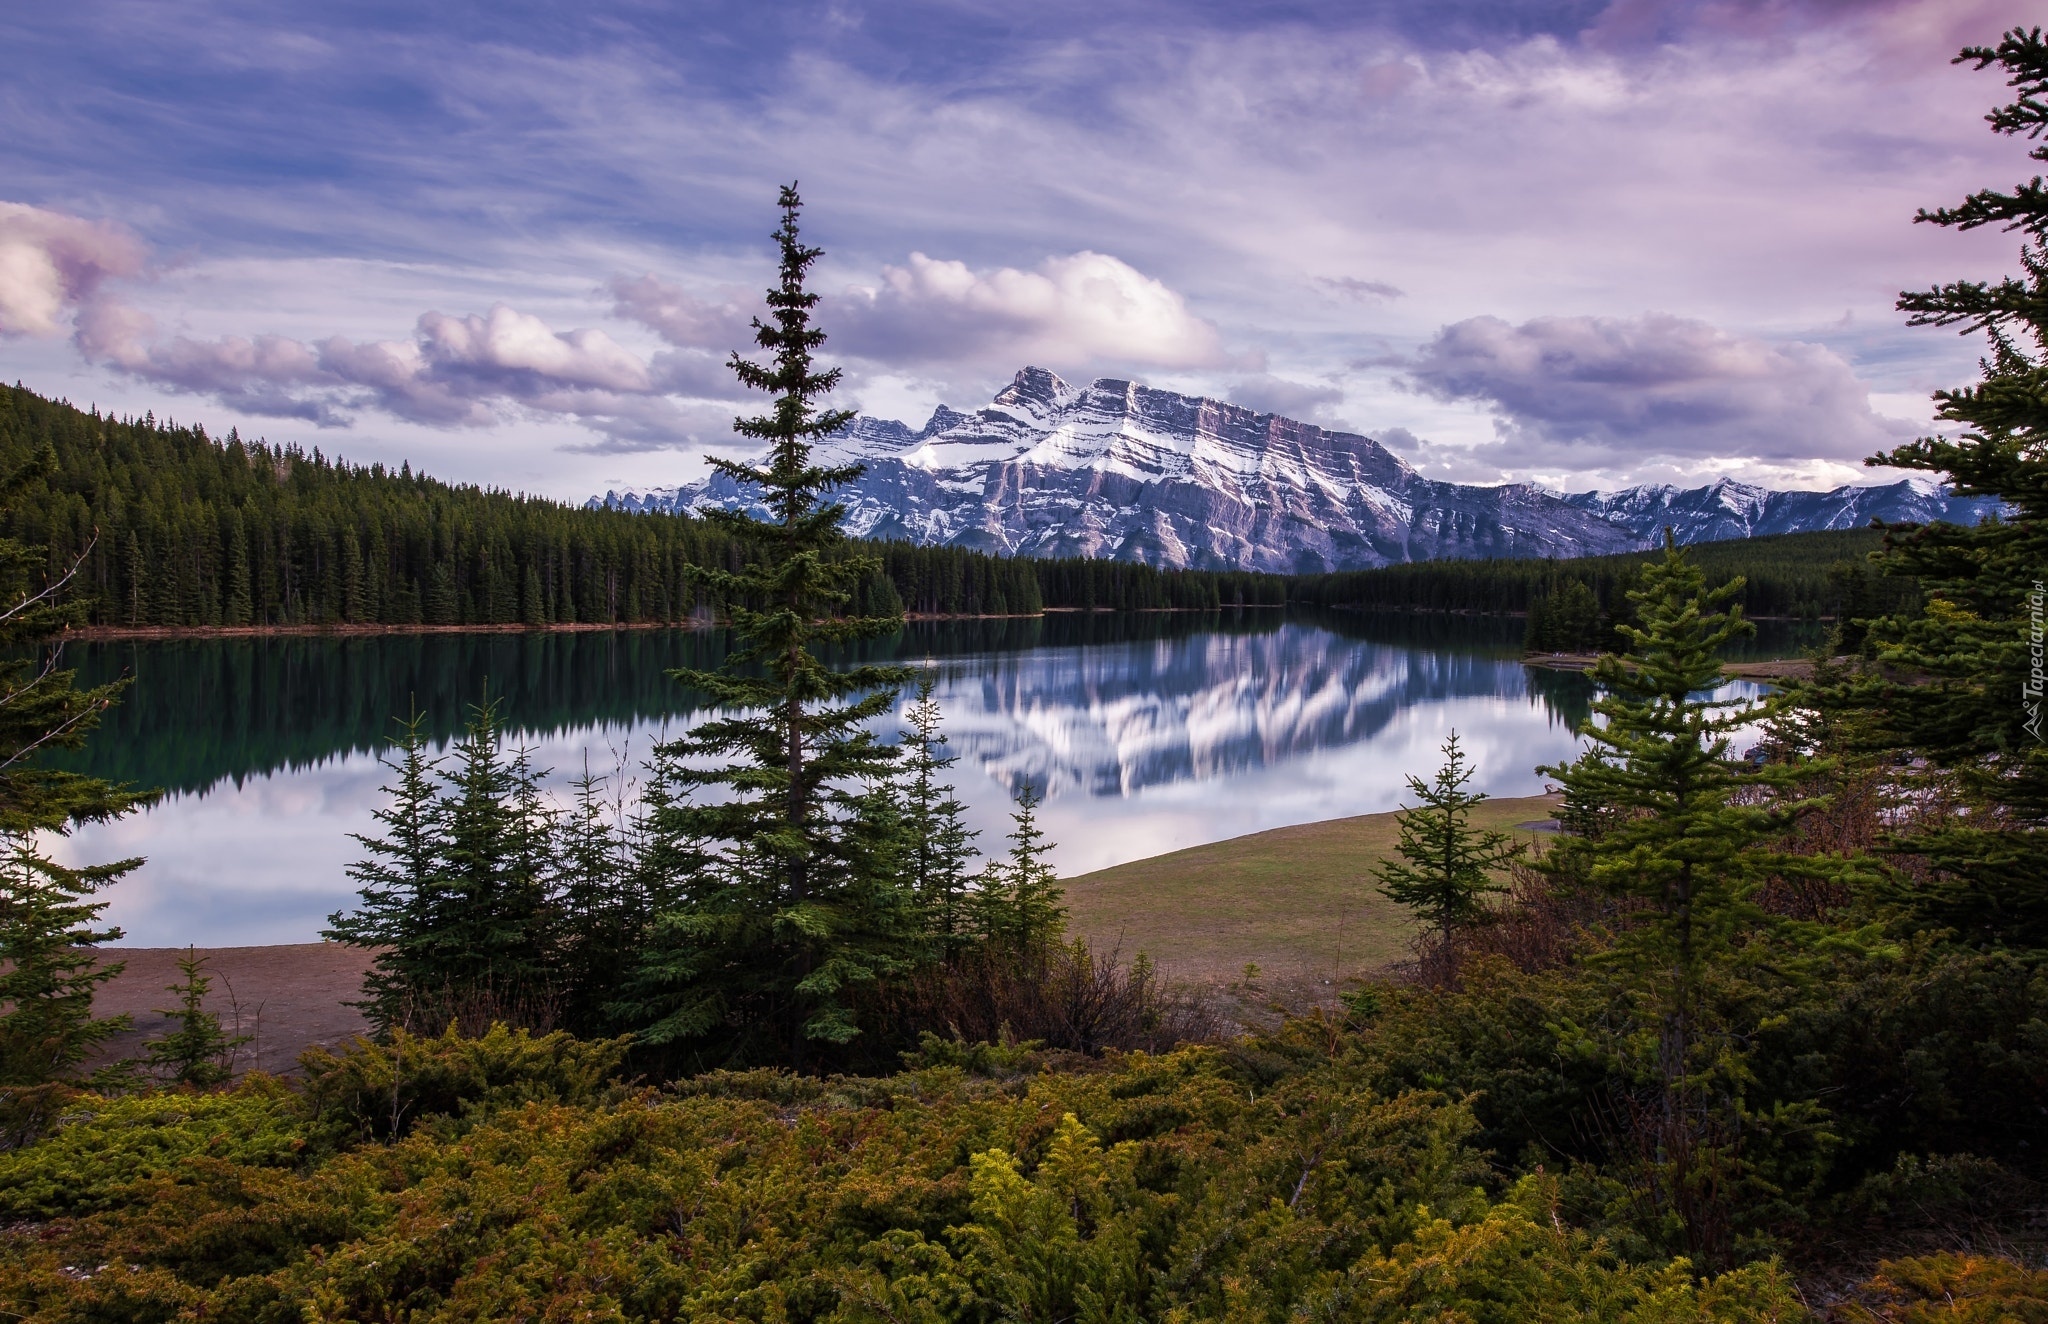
left=43, top=610, right=1787, bottom=946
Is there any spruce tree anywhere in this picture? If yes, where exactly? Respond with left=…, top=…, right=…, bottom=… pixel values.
left=1829, top=27, right=2048, bottom=946
left=0, top=842, right=135, bottom=1087
left=430, top=700, right=558, bottom=1026
left=973, top=784, right=1068, bottom=955
left=0, top=446, right=151, bottom=1090
left=141, top=949, right=251, bottom=1088
left=327, top=707, right=447, bottom=1034
left=900, top=666, right=978, bottom=951
left=619, top=187, right=917, bottom=1066
left=1373, top=732, right=1522, bottom=984
left=329, top=697, right=561, bottom=1032
left=1540, top=538, right=1815, bottom=1058
left=1539, top=536, right=1834, bottom=1261
left=555, top=758, right=643, bottom=1034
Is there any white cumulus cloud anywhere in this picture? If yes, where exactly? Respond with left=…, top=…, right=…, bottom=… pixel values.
left=830, top=250, right=1227, bottom=372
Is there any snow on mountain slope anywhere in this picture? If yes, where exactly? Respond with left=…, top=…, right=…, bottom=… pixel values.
left=595, top=368, right=1639, bottom=573
left=591, top=368, right=2000, bottom=572
left=1562, top=476, right=2002, bottom=544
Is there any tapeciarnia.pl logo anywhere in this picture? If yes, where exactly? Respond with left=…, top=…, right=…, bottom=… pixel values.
left=2028, top=579, right=2045, bottom=742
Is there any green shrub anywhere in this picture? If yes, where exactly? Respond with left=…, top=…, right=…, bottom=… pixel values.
left=298, top=1021, right=632, bottom=1142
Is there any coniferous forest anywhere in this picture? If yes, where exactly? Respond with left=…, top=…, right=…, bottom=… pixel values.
left=0, top=381, right=1283, bottom=628
left=3, top=31, right=2048, bottom=1322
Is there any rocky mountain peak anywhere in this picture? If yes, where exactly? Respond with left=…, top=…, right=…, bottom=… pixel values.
left=592, top=368, right=2002, bottom=573
left=990, top=366, right=1075, bottom=419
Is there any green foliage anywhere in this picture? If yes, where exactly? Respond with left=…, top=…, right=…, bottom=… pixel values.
left=0, top=1039, right=1805, bottom=1322
left=1816, top=25, right=2048, bottom=946
left=0, top=1082, right=305, bottom=1219
left=1844, top=1253, right=2048, bottom=1322
left=972, top=783, right=1069, bottom=955
left=1373, top=732, right=1523, bottom=981
left=297, top=1021, right=631, bottom=1142
left=139, top=949, right=251, bottom=1089
left=1290, top=528, right=1919, bottom=625
left=619, top=187, right=923, bottom=1065
left=900, top=667, right=978, bottom=950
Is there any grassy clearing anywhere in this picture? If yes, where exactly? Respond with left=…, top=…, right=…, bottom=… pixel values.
left=1062, top=793, right=1561, bottom=997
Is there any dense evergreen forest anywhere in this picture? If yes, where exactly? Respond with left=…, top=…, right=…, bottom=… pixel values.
left=1288, top=527, right=1919, bottom=640
left=0, top=383, right=1283, bottom=627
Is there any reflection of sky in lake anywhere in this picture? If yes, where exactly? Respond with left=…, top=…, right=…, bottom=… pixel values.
left=48, top=618, right=1693, bottom=947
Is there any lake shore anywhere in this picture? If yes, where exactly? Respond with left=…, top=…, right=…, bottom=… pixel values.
left=87, top=793, right=1563, bottom=1071
left=1523, top=651, right=1826, bottom=681
left=59, top=605, right=1284, bottom=642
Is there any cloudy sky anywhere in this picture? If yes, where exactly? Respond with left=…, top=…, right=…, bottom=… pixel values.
left=0, top=0, right=2037, bottom=499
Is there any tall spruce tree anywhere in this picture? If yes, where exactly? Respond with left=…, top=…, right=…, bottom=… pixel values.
left=1829, top=27, right=2048, bottom=946
left=619, top=186, right=917, bottom=1066
left=0, top=447, right=151, bottom=1090
left=1540, top=539, right=1817, bottom=1063
left=1373, top=732, right=1522, bottom=984
left=426, top=699, right=559, bottom=1027
left=900, top=666, right=978, bottom=951
left=1539, top=537, right=1835, bottom=1262
left=326, top=708, right=445, bottom=1034
left=554, top=758, right=644, bottom=1035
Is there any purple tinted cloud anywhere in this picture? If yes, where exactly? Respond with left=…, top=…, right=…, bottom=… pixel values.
left=1406, top=312, right=1916, bottom=469
left=0, top=203, right=145, bottom=338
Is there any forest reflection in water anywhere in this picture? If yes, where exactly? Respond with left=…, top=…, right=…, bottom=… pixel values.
left=43, top=609, right=1801, bottom=945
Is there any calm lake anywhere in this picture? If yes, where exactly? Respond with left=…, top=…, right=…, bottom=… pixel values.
left=44, top=610, right=1814, bottom=947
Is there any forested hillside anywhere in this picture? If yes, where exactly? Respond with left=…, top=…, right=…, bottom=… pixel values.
left=0, top=384, right=1284, bottom=627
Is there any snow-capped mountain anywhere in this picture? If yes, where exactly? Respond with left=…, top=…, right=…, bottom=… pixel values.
left=1561, top=476, right=1999, bottom=544
left=592, top=368, right=1997, bottom=573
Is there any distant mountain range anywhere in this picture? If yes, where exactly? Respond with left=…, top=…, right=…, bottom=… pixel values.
left=592, top=367, right=2000, bottom=573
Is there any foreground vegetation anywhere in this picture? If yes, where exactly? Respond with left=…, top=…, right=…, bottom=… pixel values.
left=5, top=31, right=2048, bottom=1321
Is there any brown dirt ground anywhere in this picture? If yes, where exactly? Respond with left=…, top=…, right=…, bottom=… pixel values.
left=85, top=944, right=378, bottom=1077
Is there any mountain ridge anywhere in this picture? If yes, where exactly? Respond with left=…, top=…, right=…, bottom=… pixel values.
left=594, top=367, right=1999, bottom=572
